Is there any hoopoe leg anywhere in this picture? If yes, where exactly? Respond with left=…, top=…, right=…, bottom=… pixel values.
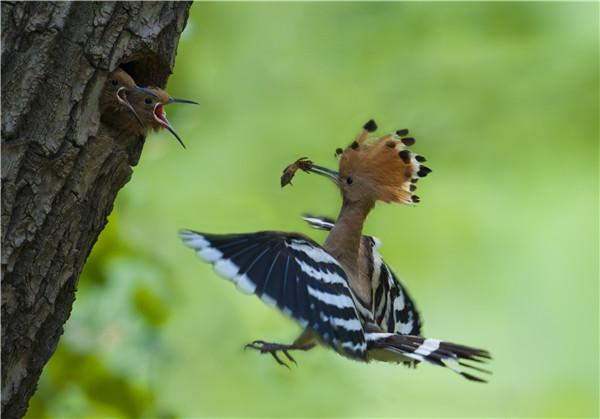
left=244, top=328, right=317, bottom=368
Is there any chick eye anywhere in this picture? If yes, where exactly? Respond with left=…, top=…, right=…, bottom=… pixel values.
left=346, top=176, right=353, bottom=185
left=110, top=79, right=118, bottom=86
left=144, top=98, right=153, bottom=105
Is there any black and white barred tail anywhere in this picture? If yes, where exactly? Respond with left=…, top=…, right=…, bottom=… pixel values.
left=365, top=329, right=492, bottom=382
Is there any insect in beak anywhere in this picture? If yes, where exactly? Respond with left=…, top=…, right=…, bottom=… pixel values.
left=280, top=158, right=339, bottom=187
left=281, top=157, right=312, bottom=187
left=153, top=103, right=186, bottom=149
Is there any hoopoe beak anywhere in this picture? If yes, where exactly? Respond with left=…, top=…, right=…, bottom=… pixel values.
left=153, top=103, right=186, bottom=149
left=116, top=87, right=144, bottom=127
left=167, top=97, right=199, bottom=105
left=135, top=85, right=160, bottom=98
left=307, top=164, right=339, bottom=182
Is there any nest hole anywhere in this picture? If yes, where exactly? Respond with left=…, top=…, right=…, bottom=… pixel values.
left=120, top=52, right=171, bottom=88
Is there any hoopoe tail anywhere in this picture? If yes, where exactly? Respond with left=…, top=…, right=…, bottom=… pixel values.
left=365, top=331, right=491, bottom=382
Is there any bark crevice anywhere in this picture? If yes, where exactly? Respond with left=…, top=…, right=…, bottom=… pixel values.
left=1, top=2, right=192, bottom=418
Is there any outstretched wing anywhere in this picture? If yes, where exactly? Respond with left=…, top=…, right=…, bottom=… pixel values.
left=303, top=214, right=422, bottom=335
left=179, top=230, right=367, bottom=360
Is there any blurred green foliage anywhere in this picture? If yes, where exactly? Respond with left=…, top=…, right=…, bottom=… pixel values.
left=27, top=2, right=597, bottom=418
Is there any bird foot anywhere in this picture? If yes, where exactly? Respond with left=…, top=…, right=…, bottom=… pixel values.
left=244, top=340, right=315, bottom=368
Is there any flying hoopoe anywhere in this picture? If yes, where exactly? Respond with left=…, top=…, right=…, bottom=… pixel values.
left=99, top=68, right=158, bottom=129
left=123, top=86, right=198, bottom=148
left=180, top=120, right=491, bottom=382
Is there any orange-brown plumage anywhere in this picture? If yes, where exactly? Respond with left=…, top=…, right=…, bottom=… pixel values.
left=281, top=119, right=431, bottom=280
left=99, top=68, right=136, bottom=114
left=99, top=68, right=143, bottom=132
left=283, top=120, right=429, bottom=207
left=338, top=132, right=421, bottom=205
left=152, top=87, right=171, bottom=105
left=125, top=87, right=165, bottom=131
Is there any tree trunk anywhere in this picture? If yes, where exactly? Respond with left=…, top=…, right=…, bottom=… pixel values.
left=1, top=2, right=192, bottom=417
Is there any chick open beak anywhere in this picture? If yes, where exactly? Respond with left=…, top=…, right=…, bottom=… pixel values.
left=153, top=103, right=186, bottom=149
left=116, top=87, right=144, bottom=127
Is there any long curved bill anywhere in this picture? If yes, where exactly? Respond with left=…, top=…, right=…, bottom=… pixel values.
left=164, top=123, right=186, bottom=149
left=168, top=97, right=199, bottom=105
left=116, top=87, right=144, bottom=127
left=307, top=164, right=339, bottom=182
left=153, top=103, right=186, bottom=149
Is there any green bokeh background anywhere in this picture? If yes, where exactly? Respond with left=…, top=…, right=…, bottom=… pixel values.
left=27, top=2, right=598, bottom=418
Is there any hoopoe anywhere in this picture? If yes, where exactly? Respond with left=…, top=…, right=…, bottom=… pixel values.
left=180, top=120, right=491, bottom=382
left=123, top=86, right=198, bottom=148
left=99, top=68, right=158, bottom=129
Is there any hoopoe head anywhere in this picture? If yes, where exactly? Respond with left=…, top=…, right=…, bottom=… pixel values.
left=125, top=87, right=198, bottom=148
left=100, top=68, right=158, bottom=127
left=302, top=120, right=431, bottom=206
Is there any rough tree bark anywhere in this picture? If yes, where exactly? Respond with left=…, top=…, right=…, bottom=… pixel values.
left=1, top=2, right=192, bottom=417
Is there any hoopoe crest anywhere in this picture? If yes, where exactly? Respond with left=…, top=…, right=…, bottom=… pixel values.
left=290, top=120, right=431, bottom=206
left=337, top=120, right=430, bottom=204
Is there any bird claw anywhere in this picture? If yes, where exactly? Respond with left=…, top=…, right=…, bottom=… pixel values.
left=244, top=340, right=266, bottom=351
left=282, top=349, right=297, bottom=365
left=244, top=340, right=302, bottom=368
left=270, top=351, right=289, bottom=369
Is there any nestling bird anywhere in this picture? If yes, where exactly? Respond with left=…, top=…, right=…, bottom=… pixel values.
left=124, top=86, right=198, bottom=148
left=99, top=68, right=158, bottom=129
left=180, top=120, right=491, bottom=382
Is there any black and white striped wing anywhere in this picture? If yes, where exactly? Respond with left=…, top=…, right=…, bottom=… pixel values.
left=303, top=214, right=422, bottom=336
left=369, top=242, right=422, bottom=336
left=179, top=230, right=367, bottom=360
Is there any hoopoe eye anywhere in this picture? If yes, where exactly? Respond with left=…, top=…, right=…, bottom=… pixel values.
left=346, top=176, right=353, bottom=185
left=144, top=98, right=153, bottom=105
left=110, top=79, right=118, bottom=86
